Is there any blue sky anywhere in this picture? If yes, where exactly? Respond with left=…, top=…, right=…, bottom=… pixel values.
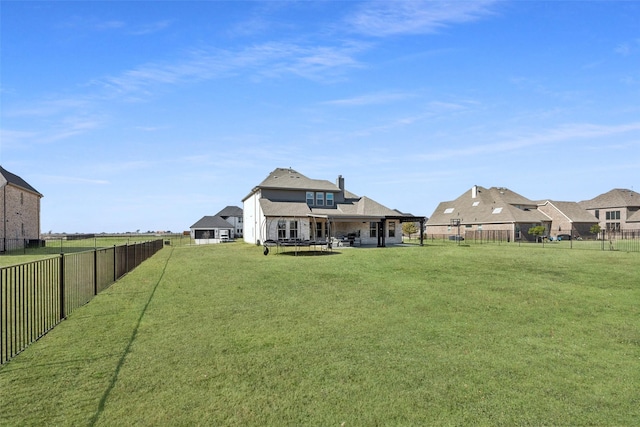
left=1, top=1, right=639, bottom=233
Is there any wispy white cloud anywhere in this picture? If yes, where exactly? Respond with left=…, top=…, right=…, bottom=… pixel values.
left=614, top=39, right=640, bottom=56
left=129, top=20, right=172, bottom=36
left=347, top=0, right=500, bottom=37
left=92, top=41, right=367, bottom=97
left=42, top=175, right=110, bottom=185
left=419, top=122, right=640, bottom=161
left=323, top=91, right=415, bottom=106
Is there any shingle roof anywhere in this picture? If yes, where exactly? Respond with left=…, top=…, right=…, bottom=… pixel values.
left=579, top=188, right=640, bottom=209
left=427, top=185, right=547, bottom=226
left=257, top=168, right=340, bottom=192
left=0, top=166, right=42, bottom=196
left=538, top=201, right=598, bottom=223
left=190, top=216, right=234, bottom=229
left=215, top=205, right=243, bottom=217
left=628, top=209, right=640, bottom=222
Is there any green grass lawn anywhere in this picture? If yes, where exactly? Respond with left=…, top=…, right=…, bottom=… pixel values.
left=1, top=242, right=638, bottom=426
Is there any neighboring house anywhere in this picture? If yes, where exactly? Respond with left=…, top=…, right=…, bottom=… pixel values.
left=215, top=205, right=243, bottom=238
left=426, top=185, right=549, bottom=242
left=0, top=166, right=43, bottom=252
left=427, top=185, right=610, bottom=241
left=190, top=216, right=234, bottom=244
left=536, top=200, right=599, bottom=239
left=242, top=168, right=424, bottom=247
left=579, top=188, right=640, bottom=233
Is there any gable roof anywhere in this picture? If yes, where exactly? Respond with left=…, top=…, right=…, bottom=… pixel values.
left=190, top=216, right=234, bottom=229
left=0, top=166, right=42, bottom=196
left=427, top=185, right=547, bottom=226
left=538, top=200, right=598, bottom=223
left=215, top=205, right=243, bottom=217
left=579, top=188, right=640, bottom=209
left=628, top=209, right=640, bottom=223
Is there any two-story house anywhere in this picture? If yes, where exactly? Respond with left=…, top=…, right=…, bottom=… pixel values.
left=579, top=188, right=640, bottom=233
left=242, top=168, right=423, bottom=247
left=215, top=206, right=243, bottom=238
left=0, top=166, right=43, bottom=251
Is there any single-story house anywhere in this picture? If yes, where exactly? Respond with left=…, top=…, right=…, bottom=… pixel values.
left=242, top=168, right=425, bottom=247
left=190, top=216, right=235, bottom=244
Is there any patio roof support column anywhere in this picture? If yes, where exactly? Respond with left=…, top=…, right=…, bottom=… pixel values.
left=419, top=218, right=425, bottom=246
left=378, top=219, right=386, bottom=247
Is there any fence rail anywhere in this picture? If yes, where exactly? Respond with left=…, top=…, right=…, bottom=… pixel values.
left=424, top=229, right=640, bottom=252
left=1, top=239, right=163, bottom=365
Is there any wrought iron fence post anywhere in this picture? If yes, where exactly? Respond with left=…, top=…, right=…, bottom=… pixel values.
left=59, top=254, right=66, bottom=320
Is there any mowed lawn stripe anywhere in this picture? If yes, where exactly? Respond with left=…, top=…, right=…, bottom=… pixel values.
left=1, top=243, right=638, bottom=426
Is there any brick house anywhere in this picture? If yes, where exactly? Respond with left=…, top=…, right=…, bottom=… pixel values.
left=242, top=168, right=424, bottom=247
left=426, top=185, right=548, bottom=242
left=0, top=166, right=43, bottom=251
left=579, top=188, right=640, bottom=233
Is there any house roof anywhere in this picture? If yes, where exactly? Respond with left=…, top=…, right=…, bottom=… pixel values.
left=579, top=188, right=640, bottom=209
left=538, top=200, right=598, bottom=223
left=628, top=209, right=640, bottom=222
left=427, top=185, right=547, bottom=226
left=215, top=205, right=243, bottom=217
left=190, top=216, right=234, bottom=229
left=0, top=166, right=42, bottom=196
left=257, top=168, right=340, bottom=192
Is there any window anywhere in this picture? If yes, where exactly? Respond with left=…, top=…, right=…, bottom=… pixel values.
left=472, top=201, right=479, bottom=207
left=444, top=208, right=454, bottom=214
left=306, top=192, right=314, bottom=205
left=326, top=193, right=334, bottom=206
left=605, top=210, right=620, bottom=220
left=21, top=193, right=24, bottom=205
left=594, top=210, right=599, bottom=219
left=289, top=220, right=298, bottom=239
left=370, top=222, right=377, bottom=238
left=316, top=222, right=323, bottom=238
left=388, top=221, right=395, bottom=238
left=316, top=192, right=324, bottom=206
left=492, top=207, right=503, bottom=214
left=278, top=220, right=287, bottom=239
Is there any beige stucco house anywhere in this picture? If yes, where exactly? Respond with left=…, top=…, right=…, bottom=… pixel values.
left=243, top=168, right=424, bottom=247
left=0, top=166, right=43, bottom=251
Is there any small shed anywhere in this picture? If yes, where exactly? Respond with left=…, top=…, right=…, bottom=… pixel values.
left=190, top=216, right=234, bottom=244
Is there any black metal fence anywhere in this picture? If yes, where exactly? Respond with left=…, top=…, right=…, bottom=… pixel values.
left=1, top=239, right=163, bottom=365
left=424, top=229, right=640, bottom=252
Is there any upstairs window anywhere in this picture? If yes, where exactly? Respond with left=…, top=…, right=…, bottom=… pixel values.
left=326, top=193, right=334, bottom=206
left=306, top=192, right=314, bottom=205
left=316, top=192, right=324, bottom=206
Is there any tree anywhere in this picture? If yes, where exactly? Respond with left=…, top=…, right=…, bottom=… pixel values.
left=528, top=225, right=547, bottom=242
left=402, top=222, right=418, bottom=237
left=590, top=224, right=602, bottom=239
